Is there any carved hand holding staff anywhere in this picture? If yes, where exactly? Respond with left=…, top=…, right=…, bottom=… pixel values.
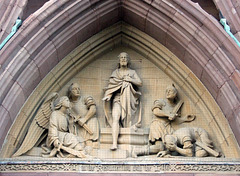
left=68, top=111, right=93, bottom=135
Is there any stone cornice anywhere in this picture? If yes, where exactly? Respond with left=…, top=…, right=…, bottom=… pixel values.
left=1, top=158, right=240, bottom=173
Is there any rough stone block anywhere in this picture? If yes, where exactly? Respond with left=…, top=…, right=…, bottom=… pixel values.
left=17, top=60, right=41, bottom=98
left=165, top=33, right=186, bottom=60
left=2, top=82, right=26, bottom=122
left=122, top=0, right=148, bottom=32
left=230, top=69, right=240, bottom=90
left=216, top=82, right=239, bottom=119
left=33, top=40, right=58, bottom=78
left=0, top=106, right=11, bottom=149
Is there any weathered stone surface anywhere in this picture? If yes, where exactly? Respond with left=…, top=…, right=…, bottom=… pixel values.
left=1, top=23, right=238, bottom=161
left=0, top=1, right=240, bottom=174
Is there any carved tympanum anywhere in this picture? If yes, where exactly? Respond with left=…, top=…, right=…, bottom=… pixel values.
left=11, top=52, right=223, bottom=159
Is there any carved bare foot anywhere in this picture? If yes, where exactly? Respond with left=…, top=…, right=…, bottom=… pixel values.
left=130, top=123, right=141, bottom=132
left=157, top=150, right=168, bottom=157
left=131, top=124, right=138, bottom=132
left=110, top=145, right=117, bottom=151
left=131, top=148, right=138, bottom=158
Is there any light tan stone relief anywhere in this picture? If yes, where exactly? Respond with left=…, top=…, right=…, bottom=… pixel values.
left=13, top=93, right=95, bottom=158
left=102, top=52, right=143, bottom=150
left=1, top=23, right=239, bottom=161
left=9, top=48, right=225, bottom=159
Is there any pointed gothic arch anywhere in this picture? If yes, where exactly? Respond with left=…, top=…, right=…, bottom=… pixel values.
left=0, top=0, right=239, bottom=158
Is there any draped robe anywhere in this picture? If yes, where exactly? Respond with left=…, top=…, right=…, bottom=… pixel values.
left=47, top=111, right=83, bottom=149
left=103, top=68, right=141, bottom=127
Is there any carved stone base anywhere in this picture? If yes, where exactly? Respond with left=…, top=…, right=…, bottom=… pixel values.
left=99, top=127, right=149, bottom=158
left=100, top=128, right=149, bottom=145
left=94, top=149, right=128, bottom=159
left=1, top=158, right=240, bottom=173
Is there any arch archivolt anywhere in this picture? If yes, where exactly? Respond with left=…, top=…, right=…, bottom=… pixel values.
left=2, top=23, right=239, bottom=158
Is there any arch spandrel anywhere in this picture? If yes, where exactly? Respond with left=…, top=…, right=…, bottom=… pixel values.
left=1, top=23, right=239, bottom=160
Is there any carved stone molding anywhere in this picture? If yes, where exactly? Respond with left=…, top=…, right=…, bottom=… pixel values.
left=0, top=0, right=240, bottom=157
left=1, top=159, right=240, bottom=173
left=2, top=23, right=238, bottom=159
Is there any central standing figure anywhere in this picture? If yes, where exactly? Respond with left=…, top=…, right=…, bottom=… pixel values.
left=103, top=52, right=142, bottom=150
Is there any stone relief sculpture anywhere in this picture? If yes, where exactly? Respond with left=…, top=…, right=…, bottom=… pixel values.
left=157, top=127, right=221, bottom=157
left=13, top=94, right=86, bottom=158
left=148, top=84, right=180, bottom=154
left=67, top=83, right=100, bottom=150
left=12, top=83, right=100, bottom=158
left=45, top=96, right=86, bottom=158
left=13, top=92, right=59, bottom=157
left=149, top=84, right=195, bottom=144
left=132, top=84, right=195, bottom=157
left=11, top=52, right=223, bottom=159
left=102, top=52, right=142, bottom=150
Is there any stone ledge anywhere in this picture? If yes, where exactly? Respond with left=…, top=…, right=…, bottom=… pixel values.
left=0, top=158, right=240, bottom=173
